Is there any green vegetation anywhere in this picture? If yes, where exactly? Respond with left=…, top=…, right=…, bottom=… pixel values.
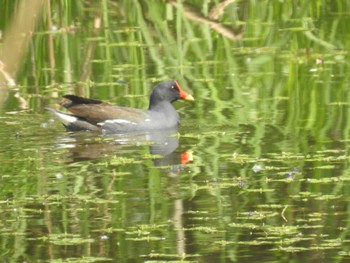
left=0, top=0, right=350, bottom=262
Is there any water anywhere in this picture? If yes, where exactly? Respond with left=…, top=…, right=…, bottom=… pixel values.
left=1, top=1, right=350, bottom=262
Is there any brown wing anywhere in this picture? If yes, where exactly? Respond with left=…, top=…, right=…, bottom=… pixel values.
left=60, top=95, right=148, bottom=125
left=66, top=104, right=148, bottom=125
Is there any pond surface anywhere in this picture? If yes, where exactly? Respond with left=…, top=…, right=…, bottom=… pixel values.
left=1, top=1, right=350, bottom=262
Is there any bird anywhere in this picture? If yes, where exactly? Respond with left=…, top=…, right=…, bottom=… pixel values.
left=46, top=80, right=194, bottom=134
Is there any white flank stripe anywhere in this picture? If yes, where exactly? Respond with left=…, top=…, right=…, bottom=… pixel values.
left=99, top=119, right=137, bottom=126
left=53, top=111, right=78, bottom=125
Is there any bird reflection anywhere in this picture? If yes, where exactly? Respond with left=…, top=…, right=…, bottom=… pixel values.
left=52, top=128, right=192, bottom=170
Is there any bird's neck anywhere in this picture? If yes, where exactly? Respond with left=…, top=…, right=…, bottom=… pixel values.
left=148, top=100, right=174, bottom=112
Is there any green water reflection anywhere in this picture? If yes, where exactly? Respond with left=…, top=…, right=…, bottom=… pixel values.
left=1, top=1, right=350, bottom=262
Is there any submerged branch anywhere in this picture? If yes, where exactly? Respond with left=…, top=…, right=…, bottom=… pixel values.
left=168, top=0, right=243, bottom=41
left=0, top=0, right=43, bottom=109
left=0, top=0, right=43, bottom=81
left=209, top=0, right=237, bottom=20
left=0, top=60, right=15, bottom=86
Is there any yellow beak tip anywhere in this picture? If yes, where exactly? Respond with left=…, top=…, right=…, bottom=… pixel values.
left=185, top=95, right=195, bottom=101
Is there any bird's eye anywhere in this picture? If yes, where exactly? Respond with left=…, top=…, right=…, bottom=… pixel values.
left=171, top=85, right=175, bottom=89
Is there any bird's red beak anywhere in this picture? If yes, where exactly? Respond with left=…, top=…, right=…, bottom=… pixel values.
left=176, top=81, right=194, bottom=101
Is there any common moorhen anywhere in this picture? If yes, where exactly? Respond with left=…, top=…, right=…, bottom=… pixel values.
left=46, top=80, right=194, bottom=134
